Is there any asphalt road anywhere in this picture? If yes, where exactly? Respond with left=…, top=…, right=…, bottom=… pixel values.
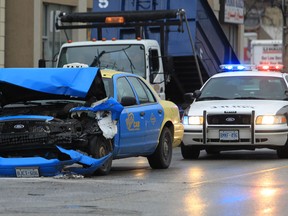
left=0, top=147, right=288, bottom=216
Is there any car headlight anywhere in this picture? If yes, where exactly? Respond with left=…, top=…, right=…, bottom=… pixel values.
left=182, top=116, right=203, bottom=125
left=256, top=115, right=287, bottom=125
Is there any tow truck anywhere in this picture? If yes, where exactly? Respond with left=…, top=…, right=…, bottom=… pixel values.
left=39, top=1, right=240, bottom=107
left=48, top=9, right=199, bottom=106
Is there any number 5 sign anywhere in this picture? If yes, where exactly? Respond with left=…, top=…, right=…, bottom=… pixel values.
left=98, top=0, right=109, bottom=8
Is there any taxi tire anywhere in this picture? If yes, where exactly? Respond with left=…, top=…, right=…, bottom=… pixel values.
left=147, top=127, right=172, bottom=169
left=181, top=143, right=200, bottom=159
left=89, top=135, right=113, bottom=175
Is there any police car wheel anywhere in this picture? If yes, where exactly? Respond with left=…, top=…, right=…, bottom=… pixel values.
left=181, top=143, right=200, bottom=159
left=89, top=135, right=113, bottom=175
left=205, top=149, right=220, bottom=155
left=147, top=127, right=172, bottom=169
left=276, top=145, right=288, bottom=159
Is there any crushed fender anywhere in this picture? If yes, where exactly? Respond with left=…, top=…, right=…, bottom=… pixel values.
left=0, top=146, right=112, bottom=178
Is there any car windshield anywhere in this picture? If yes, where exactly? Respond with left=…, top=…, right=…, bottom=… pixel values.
left=197, top=76, right=287, bottom=101
left=57, top=44, right=146, bottom=78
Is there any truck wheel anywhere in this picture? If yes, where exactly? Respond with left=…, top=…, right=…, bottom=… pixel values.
left=147, top=127, right=172, bottom=169
left=89, top=135, right=113, bottom=175
left=276, top=144, right=288, bottom=158
left=181, top=142, right=200, bottom=159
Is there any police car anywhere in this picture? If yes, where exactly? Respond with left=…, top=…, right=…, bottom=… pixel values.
left=181, top=64, right=288, bottom=159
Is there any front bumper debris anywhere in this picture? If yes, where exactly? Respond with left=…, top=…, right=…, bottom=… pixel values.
left=0, top=146, right=112, bottom=178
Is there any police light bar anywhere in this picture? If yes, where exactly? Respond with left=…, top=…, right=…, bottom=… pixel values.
left=257, top=64, right=284, bottom=72
left=219, top=64, right=255, bottom=72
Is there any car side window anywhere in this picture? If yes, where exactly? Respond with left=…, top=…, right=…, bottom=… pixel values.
left=128, top=77, right=156, bottom=104
left=116, top=77, right=135, bottom=103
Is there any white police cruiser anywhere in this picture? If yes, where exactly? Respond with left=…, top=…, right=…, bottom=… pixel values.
left=181, top=64, right=288, bottom=159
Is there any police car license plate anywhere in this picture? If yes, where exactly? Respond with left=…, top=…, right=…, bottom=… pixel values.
left=16, top=167, right=39, bottom=178
left=219, top=130, right=239, bottom=141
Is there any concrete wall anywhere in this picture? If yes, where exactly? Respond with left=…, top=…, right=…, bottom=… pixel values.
left=0, top=0, right=4, bottom=68
left=5, top=0, right=92, bottom=67
left=6, top=0, right=34, bottom=67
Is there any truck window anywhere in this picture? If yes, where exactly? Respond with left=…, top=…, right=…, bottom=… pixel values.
left=149, top=49, right=160, bottom=72
left=57, top=44, right=146, bottom=78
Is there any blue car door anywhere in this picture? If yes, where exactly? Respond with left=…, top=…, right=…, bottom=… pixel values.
left=127, top=76, right=164, bottom=152
left=114, top=76, right=147, bottom=157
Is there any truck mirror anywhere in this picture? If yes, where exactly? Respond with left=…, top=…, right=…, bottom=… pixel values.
left=149, top=72, right=157, bottom=84
left=38, top=59, right=46, bottom=68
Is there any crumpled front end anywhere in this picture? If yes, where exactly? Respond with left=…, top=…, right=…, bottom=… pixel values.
left=0, top=146, right=112, bottom=177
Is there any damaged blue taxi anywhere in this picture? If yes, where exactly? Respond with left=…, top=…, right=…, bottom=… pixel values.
left=0, top=66, right=183, bottom=177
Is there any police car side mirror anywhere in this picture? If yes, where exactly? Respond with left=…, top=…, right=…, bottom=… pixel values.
left=184, top=90, right=201, bottom=103
left=193, top=90, right=202, bottom=98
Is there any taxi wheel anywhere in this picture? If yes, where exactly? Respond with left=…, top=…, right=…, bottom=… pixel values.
left=276, top=144, right=288, bottom=158
left=89, top=135, right=113, bottom=175
left=147, top=127, right=172, bottom=169
left=181, top=143, right=200, bottom=159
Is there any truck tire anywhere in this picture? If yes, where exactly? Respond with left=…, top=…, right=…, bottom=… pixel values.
left=147, top=127, right=172, bottom=169
left=89, top=135, right=113, bottom=175
left=181, top=142, right=200, bottom=159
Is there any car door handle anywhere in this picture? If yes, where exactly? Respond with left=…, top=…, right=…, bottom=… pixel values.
left=140, top=112, right=145, bottom=116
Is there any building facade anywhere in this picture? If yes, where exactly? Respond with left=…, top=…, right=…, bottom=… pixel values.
left=2, top=0, right=243, bottom=68
left=5, top=0, right=92, bottom=68
left=0, top=0, right=5, bottom=68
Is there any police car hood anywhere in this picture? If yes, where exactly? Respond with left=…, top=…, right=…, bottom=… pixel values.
left=0, top=67, right=106, bottom=106
left=188, top=100, right=288, bottom=115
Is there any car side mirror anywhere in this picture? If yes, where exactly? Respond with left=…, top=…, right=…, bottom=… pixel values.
left=184, top=90, right=201, bottom=103
left=38, top=59, right=46, bottom=68
left=193, top=90, right=202, bottom=98
left=121, top=96, right=137, bottom=106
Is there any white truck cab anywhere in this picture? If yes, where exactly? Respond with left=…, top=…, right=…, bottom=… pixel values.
left=56, top=39, right=166, bottom=100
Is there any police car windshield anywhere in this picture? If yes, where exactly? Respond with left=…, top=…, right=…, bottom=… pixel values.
left=197, top=76, right=287, bottom=101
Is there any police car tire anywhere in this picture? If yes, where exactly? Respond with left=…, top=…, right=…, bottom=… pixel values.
left=205, top=149, right=220, bottom=155
left=276, top=145, right=288, bottom=159
left=181, top=143, right=200, bottom=159
left=147, top=127, right=172, bottom=169
left=89, top=135, right=113, bottom=175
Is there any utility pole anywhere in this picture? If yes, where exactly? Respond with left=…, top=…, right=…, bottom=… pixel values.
left=282, top=0, right=288, bottom=72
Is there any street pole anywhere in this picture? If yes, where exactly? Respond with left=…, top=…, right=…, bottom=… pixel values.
left=282, top=0, right=288, bottom=72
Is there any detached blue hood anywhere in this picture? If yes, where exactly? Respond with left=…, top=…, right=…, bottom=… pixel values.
left=0, top=67, right=107, bottom=105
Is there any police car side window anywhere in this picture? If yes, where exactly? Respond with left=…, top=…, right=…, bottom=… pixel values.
left=285, top=75, right=288, bottom=84
left=116, top=77, right=135, bottom=104
left=128, top=77, right=156, bottom=104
